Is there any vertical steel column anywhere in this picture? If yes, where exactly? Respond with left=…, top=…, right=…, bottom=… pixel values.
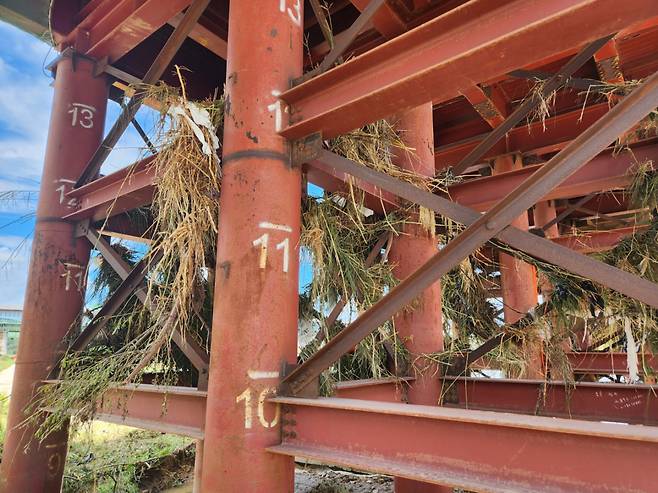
left=534, top=201, right=559, bottom=239
left=493, top=155, right=542, bottom=378
left=388, top=104, right=451, bottom=493
left=0, top=54, right=108, bottom=492
left=193, top=440, right=204, bottom=493
left=200, top=0, right=303, bottom=491
left=534, top=201, right=572, bottom=375
left=534, top=200, right=559, bottom=298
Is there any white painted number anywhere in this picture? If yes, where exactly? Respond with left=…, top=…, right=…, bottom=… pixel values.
left=276, top=238, right=289, bottom=273
left=68, top=103, right=96, bottom=129
left=267, top=90, right=284, bottom=133
left=252, top=233, right=269, bottom=269
left=235, top=388, right=253, bottom=429
left=252, top=222, right=292, bottom=273
left=257, top=387, right=280, bottom=428
left=54, top=178, right=78, bottom=209
left=236, top=370, right=281, bottom=429
left=61, top=262, right=84, bottom=292
left=278, top=0, right=301, bottom=26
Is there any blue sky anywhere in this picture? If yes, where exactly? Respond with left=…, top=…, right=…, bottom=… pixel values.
left=0, top=20, right=147, bottom=308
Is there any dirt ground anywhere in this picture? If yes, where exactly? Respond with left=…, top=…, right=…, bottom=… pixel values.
left=164, top=465, right=393, bottom=492
left=295, top=465, right=393, bottom=493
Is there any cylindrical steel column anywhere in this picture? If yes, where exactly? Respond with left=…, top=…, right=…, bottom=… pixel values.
left=0, top=54, right=108, bottom=492
left=389, top=104, right=442, bottom=403
left=534, top=201, right=559, bottom=239
left=534, top=200, right=559, bottom=299
left=389, top=104, right=451, bottom=493
left=493, top=155, right=542, bottom=378
left=534, top=201, right=573, bottom=378
left=193, top=440, right=204, bottom=493
left=200, top=1, right=303, bottom=491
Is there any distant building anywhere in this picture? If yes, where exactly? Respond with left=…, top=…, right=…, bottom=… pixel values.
left=0, top=308, right=22, bottom=355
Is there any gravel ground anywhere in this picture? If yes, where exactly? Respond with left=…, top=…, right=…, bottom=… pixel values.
left=164, top=465, right=393, bottom=492
left=295, top=464, right=393, bottom=493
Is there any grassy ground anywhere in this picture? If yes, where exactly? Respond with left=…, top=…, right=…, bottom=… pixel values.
left=0, top=391, right=193, bottom=492
left=64, top=423, right=193, bottom=492
left=0, top=356, right=13, bottom=372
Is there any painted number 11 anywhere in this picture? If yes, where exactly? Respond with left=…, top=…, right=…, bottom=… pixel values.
left=252, top=222, right=291, bottom=273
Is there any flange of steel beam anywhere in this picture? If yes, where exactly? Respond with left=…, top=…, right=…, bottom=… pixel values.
left=278, top=0, right=658, bottom=139
left=269, top=396, right=658, bottom=492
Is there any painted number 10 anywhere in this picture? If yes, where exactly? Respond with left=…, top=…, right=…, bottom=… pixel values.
left=236, top=370, right=280, bottom=429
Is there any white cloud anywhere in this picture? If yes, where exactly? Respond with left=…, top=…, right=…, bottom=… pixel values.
left=0, top=22, right=52, bottom=190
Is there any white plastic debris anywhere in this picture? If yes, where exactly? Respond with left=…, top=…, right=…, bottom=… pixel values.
left=168, top=102, right=220, bottom=163
left=624, top=317, right=639, bottom=383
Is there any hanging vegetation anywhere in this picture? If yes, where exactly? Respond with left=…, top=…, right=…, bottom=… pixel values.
left=27, top=77, right=223, bottom=439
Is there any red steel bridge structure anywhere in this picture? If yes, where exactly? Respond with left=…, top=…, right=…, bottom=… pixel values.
left=2, top=0, right=658, bottom=491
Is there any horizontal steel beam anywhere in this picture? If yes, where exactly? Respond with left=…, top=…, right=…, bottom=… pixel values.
left=332, top=376, right=658, bottom=425
left=59, top=0, right=192, bottom=62
left=567, top=352, right=658, bottom=375
left=94, top=384, right=205, bottom=438
left=448, top=144, right=658, bottom=211
left=269, top=396, right=658, bottom=492
left=442, top=376, right=658, bottom=426
left=83, top=0, right=192, bottom=62
left=65, top=157, right=156, bottom=222
left=435, top=103, right=610, bottom=169
left=333, top=377, right=407, bottom=402
left=278, top=0, right=658, bottom=139
left=552, top=225, right=648, bottom=253
left=66, top=139, right=656, bottom=224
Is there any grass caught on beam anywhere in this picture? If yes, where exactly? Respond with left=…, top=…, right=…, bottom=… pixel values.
left=629, top=158, right=658, bottom=212
left=300, top=189, right=404, bottom=390
left=302, top=193, right=401, bottom=312
left=299, top=119, right=432, bottom=388
left=26, top=76, right=222, bottom=440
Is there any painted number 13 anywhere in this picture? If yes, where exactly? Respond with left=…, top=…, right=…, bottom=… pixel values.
left=279, top=0, right=301, bottom=26
left=68, top=103, right=96, bottom=129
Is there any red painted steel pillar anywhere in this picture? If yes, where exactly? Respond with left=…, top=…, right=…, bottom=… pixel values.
left=200, top=1, right=303, bottom=491
left=493, top=156, right=542, bottom=378
left=534, top=201, right=559, bottom=239
left=389, top=104, right=451, bottom=493
left=534, top=201, right=574, bottom=372
left=0, top=54, right=108, bottom=492
left=534, top=200, right=559, bottom=299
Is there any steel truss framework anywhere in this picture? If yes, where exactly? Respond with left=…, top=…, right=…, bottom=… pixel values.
left=3, top=0, right=658, bottom=491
